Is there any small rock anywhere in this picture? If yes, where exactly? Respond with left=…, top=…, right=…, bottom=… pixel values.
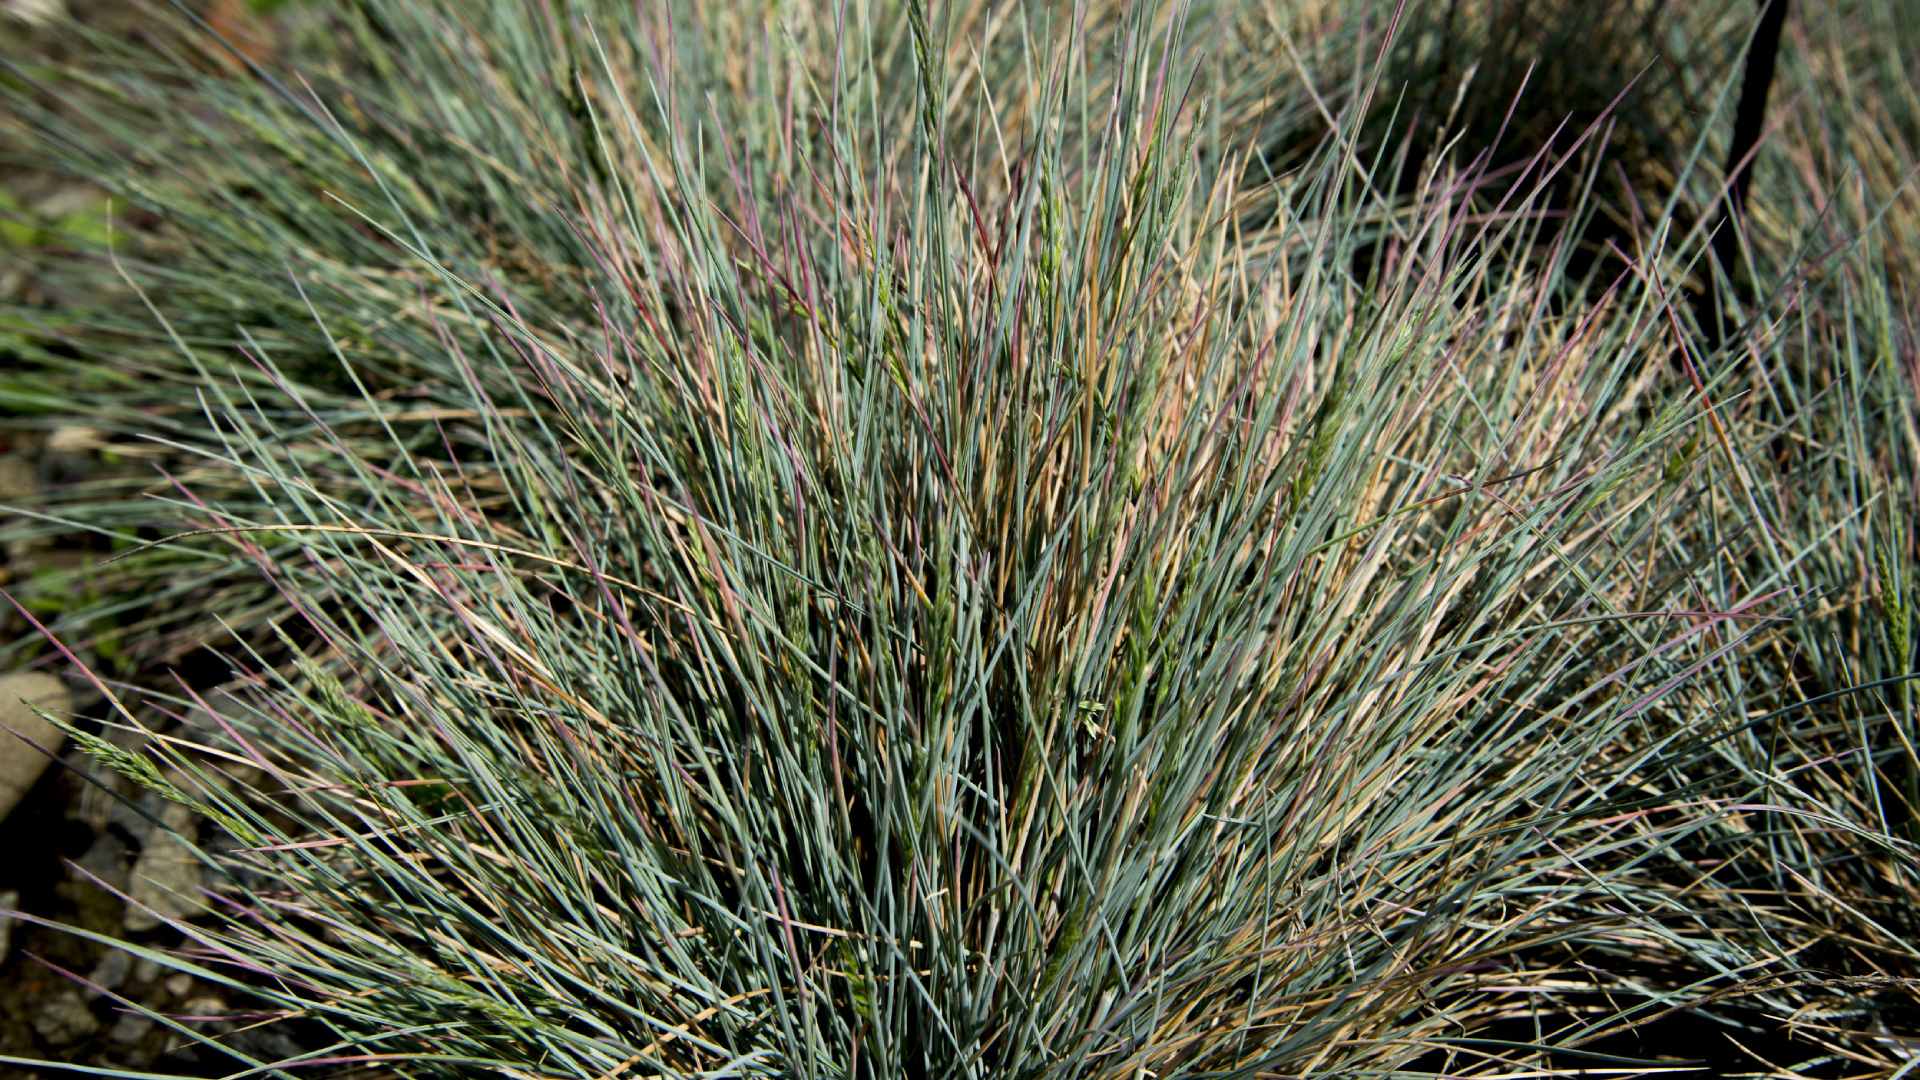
left=125, top=801, right=205, bottom=932
left=29, top=186, right=103, bottom=223
left=230, top=1021, right=307, bottom=1062
left=163, top=973, right=193, bottom=998
left=0, top=0, right=66, bottom=27
left=106, top=1010, right=156, bottom=1046
left=31, top=989, right=100, bottom=1047
left=87, top=948, right=133, bottom=995
left=133, top=956, right=163, bottom=984
left=180, top=995, right=226, bottom=1020
left=0, top=889, right=17, bottom=965
left=43, top=425, right=104, bottom=455
left=69, top=760, right=135, bottom=833
left=0, top=671, right=73, bottom=822
left=37, top=427, right=102, bottom=491
left=0, top=454, right=35, bottom=502
left=72, top=828, right=133, bottom=892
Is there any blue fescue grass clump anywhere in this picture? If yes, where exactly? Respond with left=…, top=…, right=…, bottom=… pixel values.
left=1, top=0, right=1916, bottom=1074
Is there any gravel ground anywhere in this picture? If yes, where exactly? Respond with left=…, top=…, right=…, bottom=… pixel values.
left=1, top=4, right=295, bottom=1073
left=0, top=441, right=238, bottom=1076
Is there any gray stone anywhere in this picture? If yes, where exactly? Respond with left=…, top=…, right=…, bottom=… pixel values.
left=162, top=973, right=192, bottom=998
left=0, top=671, right=72, bottom=822
left=0, top=0, right=67, bottom=27
left=87, top=948, right=133, bottom=995
left=75, top=762, right=171, bottom=842
left=31, top=989, right=100, bottom=1047
left=230, top=1022, right=307, bottom=1062
left=0, top=453, right=35, bottom=502
left=38, top=426, right=104, bottom=492
left=119, top=787, right=172, bottom=840
left=71, top=770, right=127, bottom=833
left=67, top=739, right=142, bottom=832
left=42, top=424, right=102, bottom=454
left=180, top=995, right=226, bottom=1020
left=125, top=801, right=204, bottom=932
left=73, top=828, right=132, bottom=892
left=1, top=448, right=60, bottom=563
left=106, top=1010, right=156, bottom=1046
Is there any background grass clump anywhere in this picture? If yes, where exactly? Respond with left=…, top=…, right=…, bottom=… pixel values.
left=0, top=0, right=1916, bottom=1075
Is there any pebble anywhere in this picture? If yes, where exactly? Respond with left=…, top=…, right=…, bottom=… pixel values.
left=180, top=995, right=227, bottom=1020
left=72, top=828, right=133, bottom=892
left=0, top=453, right=34, bottom=502
left=70, top=757, right=134, bottom=834
left=0, top=0, right=67, bottom=27
left=43, top=425, right=104, bottom=455
left=125, top=801, right=205, bottom=932
left=106, top=1010, right=155, bottom=1046
left=230, top=1022, right=307, bottom=1062
left=31, top=989, right=100, bottom=1047
left=0, top=671, right=72, bottom=822
left=87, top=948, right=133, bottom=995
left=163, top=973, right=193, bottom=998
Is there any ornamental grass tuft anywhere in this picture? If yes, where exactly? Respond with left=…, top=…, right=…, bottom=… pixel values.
left=1, top=0, right=1915, bottom=1075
